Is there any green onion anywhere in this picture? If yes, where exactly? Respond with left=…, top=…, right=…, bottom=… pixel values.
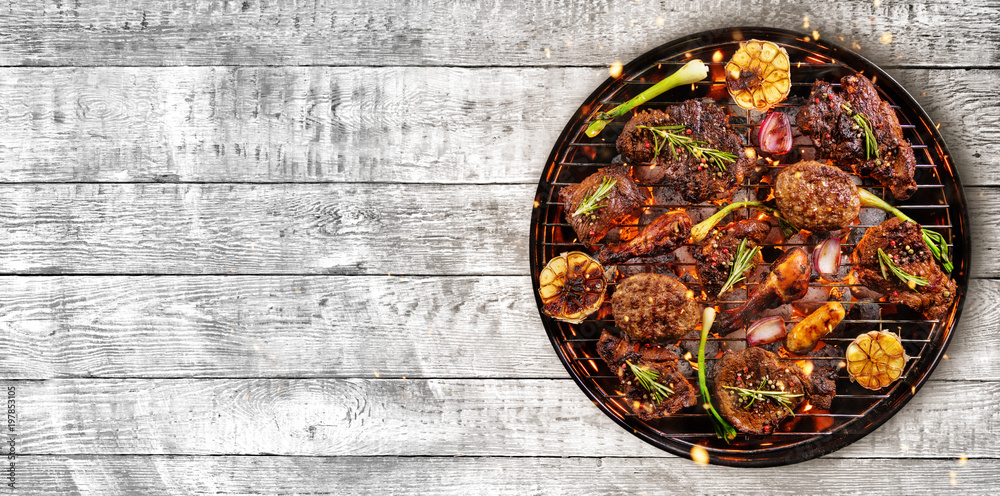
left=858, top=188, right=953, bottom=272
left=585, top=60, right=709, bottom=138
left=698, top=307, right=737, bottom=442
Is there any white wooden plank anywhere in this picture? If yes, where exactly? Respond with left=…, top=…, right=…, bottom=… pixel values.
left=9, top=379, right=999, bottom=458
left=0, top=183, right=531, bottom=275
left=0, top=183, right=992, bottom=276
left=11, top=455, right=998, bottom=495
left=0, top=0, right=995, bottom=67
left=0, top=276, right=993, bottom=381
left=0, top=68, right=995, bottom=185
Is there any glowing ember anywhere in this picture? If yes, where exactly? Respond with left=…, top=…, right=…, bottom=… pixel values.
left=812, top=30, right=820, bottom=41
left=609, top=60, right=623, bottom=78
left=959, top=455, right=968, bottom=466
left=544, top=47, right=551, bottom=59
left=874, top=0, right=882, bottom=6
left=880, top=32, right=893, bottom=45
left=796, top=359, right=815, bottom=376
left=690, top=445, right=710, bottom=465
left=655, top=16, right=665, bottom=26
left=802, top=16, right=810, bottom=29
left=712, top=50, right=723, bottom=63
left=851, top=41, right=862, bottom=50
left=950, top=470, right=958, bottom=486
left=745, top=148, right=757, bottom=160
left=802, top=402, right=814, bottom=412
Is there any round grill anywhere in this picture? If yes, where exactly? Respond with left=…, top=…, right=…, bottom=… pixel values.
left=529, top=27, right=970, bottom=466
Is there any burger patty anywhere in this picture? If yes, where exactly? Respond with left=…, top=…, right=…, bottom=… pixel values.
left=612, top=273, right=699, bottom=343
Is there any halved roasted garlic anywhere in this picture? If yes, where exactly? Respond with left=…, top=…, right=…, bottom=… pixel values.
left=726, top=40, right=791, bottom=112
left=538, top=251, right=606, bottom=324
left=845, top=330, right=908, bottom=390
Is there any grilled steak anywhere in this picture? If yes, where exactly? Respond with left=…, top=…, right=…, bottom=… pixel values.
left=612, top=273, right=699, bottom=343
left=558, top=166, right=650, bottom=248
left=616, top=100, right=752, bottom=203
left=852, top=217, right=956, bottom=319
left=693, top=219, right=771, bottom=297
left=796, top=75, right=917, bottom=200
left=598, top=330, right=698, bottom=420
left=598, top=210, right=691, bottom=264
left=774, top=160, right=861, bottom=232
left=712, top=347, right=809, bottom=435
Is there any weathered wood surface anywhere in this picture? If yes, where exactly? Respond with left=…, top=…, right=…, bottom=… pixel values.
left=8, top=378, right=999, bottom=459
left=0, top=68, right=995, bottom=185
left=0, top=183, right=995, bottom=276
left=0, top=0, right=997, bottom=68
left=11, top=456, right=997, bottom=495
left=0, top=0, right=996, bottom=493
left=0, top=276, right=994, bottom=380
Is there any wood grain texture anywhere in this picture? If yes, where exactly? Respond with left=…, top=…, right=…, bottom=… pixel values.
left=11, top=455, right=998, bottom=495
left=0, top=183, right=529, bottom=275
left=0, top=183, right=994, bottom=275
left=0, top=67, right=995, bottom=185
left=8, top=378, right=999, bottom=458
left=0, top=0, right=996, bottom=68
left=0, top=276, right=994, bottom=380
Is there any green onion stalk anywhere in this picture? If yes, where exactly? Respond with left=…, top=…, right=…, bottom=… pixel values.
left=698, top=307, right=736, bottom=442
left=857, top=188, right=953, bottom=272
left=585, top=60, right=709, bottom=138
left=689, top=201, right=765, bottom=243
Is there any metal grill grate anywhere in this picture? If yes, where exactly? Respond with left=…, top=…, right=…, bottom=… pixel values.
left=529, top=28, right=969, bottom=467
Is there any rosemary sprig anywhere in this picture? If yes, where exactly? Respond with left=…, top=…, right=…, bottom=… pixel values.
left=718, top=238, right=761, bottom=297
left=842, top=102, right=879, bottom=160
left=627, top=361, right=674, bottom=403
left=877, top=248, right=930, bottom=289
left=572, top=176, right=617, bottom=218
left=635, top=125, right=737, bottom=173
left=723, top=378, right=804, bottom=415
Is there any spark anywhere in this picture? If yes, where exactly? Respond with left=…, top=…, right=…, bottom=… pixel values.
left=803, top=16, right=810, bottom=29
left=609, top=60, right=623, bottom=78
left=812, top=30, right=820, bottom=41
left=655, top=16, right=665, bottom=26
left=544, top=47, right=551, bottom=59
left=690, top=445, right=710, bottom=465
left=880, top=32, right=893, bottom=45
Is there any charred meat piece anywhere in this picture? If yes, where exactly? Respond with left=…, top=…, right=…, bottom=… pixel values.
left=774, top=161, right=861, bottom=232
left=796, top=75, right=917, bottom=200
left=693, top=219, right=771, bottom=297
left=713, top=347, right=813, bottom=435
left=598, top=211, right=691, bottom=264
left=717, top=248, right=811, bottom=332
left=852, top=217, right=956, bottom=319
left=598, top=330, right=698, bottom=420
left=612, top=273, right=699, bottom=343
left=558, top=166, right=650, bottom=248
left=616, top=100, right=752, bottom=203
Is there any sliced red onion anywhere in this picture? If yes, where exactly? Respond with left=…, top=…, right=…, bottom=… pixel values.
left=813, top=237, right=842, bottom=275
left=746, top=316, right=787, bottom=346
left=758, top=111, right=792, bottom=155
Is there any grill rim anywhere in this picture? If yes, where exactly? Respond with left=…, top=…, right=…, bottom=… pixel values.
left=528, top=26, right=971, bottom=467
